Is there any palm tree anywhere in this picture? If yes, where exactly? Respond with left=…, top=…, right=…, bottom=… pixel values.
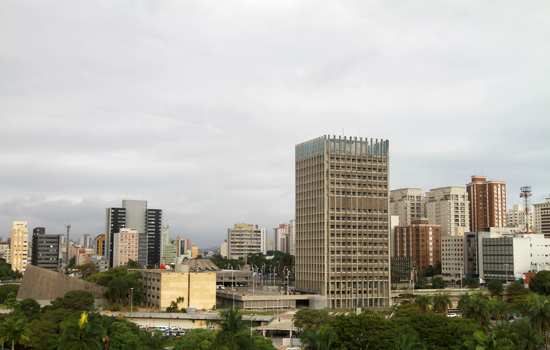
left=414, top=295, right=432, bottom=313
left=432, top=294, right=452, bottom=314
left=487, top=297, right=509, bottom=323
left=458, top=293, right=491, bottom=327
left=301, top=326, right=335, bottom=350
left=0, top=313, right=28, bottom=350
left=523, top=293, right=550, bottom=349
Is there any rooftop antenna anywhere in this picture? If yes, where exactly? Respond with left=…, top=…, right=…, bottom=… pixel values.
left=520, top=186, right=532, bottom=233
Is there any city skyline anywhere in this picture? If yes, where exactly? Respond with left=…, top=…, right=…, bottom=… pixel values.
left=1, top=1, right=549, bottom=247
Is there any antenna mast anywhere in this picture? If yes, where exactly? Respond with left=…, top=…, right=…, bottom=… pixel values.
left=520, top=186, right=532, bottom=233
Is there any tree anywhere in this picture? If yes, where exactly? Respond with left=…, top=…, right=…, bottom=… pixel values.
left=432, top=294, right=452, bottom=314
left=294, top=309, right=331, bottom=332
left=0, top=312, right=28, bottom=350
left=414, top=295, right=432, bottom=313
left=166, top=296, right=186, bottom=312
left=487, top=280, right=504, bottom=297
left=77, top=263, right=98, bottom=279
left=18, top=298, right=41, bottom=320
left=530, top=271, right=550, bottom=295
left=487, top=297, right=509, bottom=322
left=464, top=276, right=480, bottom=288
left=431, top=277, right=446, bottom=289
left=126, top=260, right=142, bottom=269
left=173, top=329, right=216, bottom=350
left=58, top=312, right=106, bottom=350
left=506, top=280, right=528, bottom=303
left=522, top=293, right=550, bottom=348
left=51, top=290, right=95, bottom=311
left=301, top=325, right=336, bottom=350
left=0, top=284, right=19, bottom=304
left=458, top=293, right=491, bottom=328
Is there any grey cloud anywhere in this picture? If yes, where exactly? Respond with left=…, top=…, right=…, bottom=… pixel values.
left=1, top=0, right=549, bottom=246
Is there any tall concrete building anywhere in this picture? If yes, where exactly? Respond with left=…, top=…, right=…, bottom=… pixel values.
left=160, top=225, right=176, bottom=265
left=441, top=235, right=465, bottom=283
left=105, top=200, right=163, bottom=268
left=175, top=237, right=191, bottom=257
left=390, top=188, right=425, bottom=226
left=288, top=219, right=296, bottom=256
left=295, top=135, right=390, bottom=309
left=534, top=197, right=550, bottom=236
left=426, top=187, right=470, bottom=236
left=467, top=176, right=507, bottom=232
left=95, top=233, right=106, bottom=257
left=10, top=221, right=29, bottom=272
left=507, top=204, right=534, bottom=232
left=31, top=227, right=60, bottom=270
left=0, top=242, right=9, bottom=263
left=274, top=223, right=290, bottom=254
left=394, top=219, right=442, bottom=271
left=227, top=223, right=264, bottom=260
left=112, top=228, right=139, bottom=267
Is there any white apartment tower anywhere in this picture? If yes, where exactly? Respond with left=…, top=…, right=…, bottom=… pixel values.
left=390, top=188, right=425, bottom=226
left=10, top=221, right=29, bottom=272
left=426, top=187, right=470, bottom=236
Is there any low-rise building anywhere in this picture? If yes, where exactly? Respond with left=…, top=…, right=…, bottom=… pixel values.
left=481, top=234, right=550, bottom=281
left=534, top=197, right=550, bottom=236
left=140, top=260, right=217, bottom=310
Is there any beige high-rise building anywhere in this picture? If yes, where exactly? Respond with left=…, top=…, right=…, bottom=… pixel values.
left=10, top=221, right=29, bottom=272
left=227, top=223, right=264, bottom=260
left=191, top=245, right=200, bottom=258
left=441, top=235, right=465, bottom=283
left=467, top=176, right=507, bottom=232
left=426, top=187, right=470, bottom=236
left=295, top=135, right=390, bottom=309
left=534, top=197, right=550, bottom=236
left=507, top=204, right=534, bottom=232
left=112, top=228, right=139, bottom=267
left=390, top=188, right=425, bottom=226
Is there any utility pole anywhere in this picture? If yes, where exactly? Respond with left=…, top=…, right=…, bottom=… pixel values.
left=520, top=186, right=532, bottom=233
left=65, top=224, right=71, bottom=269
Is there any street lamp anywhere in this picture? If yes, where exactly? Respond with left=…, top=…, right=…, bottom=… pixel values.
left=129, top=287, right=134, bottom=313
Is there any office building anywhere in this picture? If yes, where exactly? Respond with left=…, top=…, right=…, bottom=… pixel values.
left=175, top=237, right=191, bottom=257
left=507, top=204, right=534, bottom=232
left=10, top=221, right=29, bottom=272
left=79, top=234, right=93, bottom=249
left=390, top=215, right=400, bottom=258
left=227, top=223, right=264, bottom=260
left=394, top=219, right=441, bottom=271
left=0, top=242, right=9, bottom=263
left=112, top=228, right=139, bottom=267
left=289, top=219, right=296, bottom=256
left=295, top=135, right=390, bottom=309
left=390, top=188, right=425, bottom=226
left=274, top=223, right=290, bottom=253
left=534, top=197, right=550, bottom=235
left=481, top=234, right=550, bottom=281
left=95, top=233, right=106, bottom=257
left=105, top=200, right=163, bottom=268
left=467, top=176, right=507, bottom=232
left=426, top=186, right=470, bottom=236
left=441, top=235, right=465, bottom=283
left=31, top=227, right=60, bottom=270
left=160, top=226, right=176, bottom=265
left=220, top=240, right=228, bottom=258
left=191, top=245, right=200, bottom=259
left=391, top=256, right=412, bottom=285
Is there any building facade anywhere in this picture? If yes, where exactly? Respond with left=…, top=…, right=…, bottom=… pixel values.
left=394, top=219, right=441, bottom=271
left=289, top=219, right=296, bottom=256
left=105, top=200, right=163, bottom=268
left=31, top=227, right=60, bottom=270
left=441, top=235, right=464, bottom=282
left=140, top=268, right=216, bottom=310
left=112, top=228, right=139, bottom=267
left=95, top=233, right=106, bottom=257
left=295, top=135, right=391, bottom=309
left=481, top=234, right=550, bottom=281
left=534, top=197, right=550, bottom=236
left=227, top=223, right=264, bottom=260
left=426, top=186, right=470, bottom=236
left=507, top=204, right=534, bottom=233
left=0, top=242, right=9, bottom=263
left=220, top=240, right=228, bottom=258
left=175, top=237, right=191, bottom=257
left=10, top=221, right=29, bottom=272
left=274, top=223, right=290, bottom=253
left=467, top=176, right=507, bottom=232
left=390, top=188, right=425, bottom=226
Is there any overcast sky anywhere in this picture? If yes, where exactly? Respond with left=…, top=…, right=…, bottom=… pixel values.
left=1, top=0, right=549, bottom=247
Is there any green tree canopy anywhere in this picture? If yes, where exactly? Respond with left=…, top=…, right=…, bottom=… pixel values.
left=529, top=271, right=550, bottom=295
